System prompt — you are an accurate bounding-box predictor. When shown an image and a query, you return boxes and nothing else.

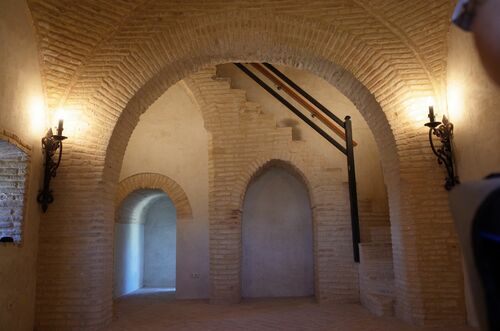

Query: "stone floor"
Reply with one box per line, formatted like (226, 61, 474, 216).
(109, 290, 476, 331)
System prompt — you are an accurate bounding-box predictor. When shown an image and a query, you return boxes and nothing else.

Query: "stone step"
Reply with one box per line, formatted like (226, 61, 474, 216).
(359, 242, 392, 262)
(359, 216, 390, 243)
(196, 67, 216, 77)
(358, 235, 395, 318)
(360, 278, 394, 296)
(370, 226, 391, 242)
(361, 293, 395, 317)
(211, 76, 232, 89)
(357, 199, 374, 211)
(359, 263, 394, 280)
(212, 75, 231, 83)
(242, 101, 263, 114)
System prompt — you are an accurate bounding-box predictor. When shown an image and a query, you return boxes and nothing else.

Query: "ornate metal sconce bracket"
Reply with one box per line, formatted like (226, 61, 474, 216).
(425, 107, 459, 190)
(37, 127, 67, 212)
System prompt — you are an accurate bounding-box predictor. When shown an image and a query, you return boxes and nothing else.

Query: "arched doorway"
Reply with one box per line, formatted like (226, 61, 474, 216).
(114, 189, 176, 297)
(114, 173, 193, 299)
(242, 165, 313, 298)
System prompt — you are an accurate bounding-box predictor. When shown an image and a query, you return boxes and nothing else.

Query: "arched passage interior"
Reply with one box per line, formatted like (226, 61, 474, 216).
(114, 189, 177, 297)
(242, 162, 314, 298)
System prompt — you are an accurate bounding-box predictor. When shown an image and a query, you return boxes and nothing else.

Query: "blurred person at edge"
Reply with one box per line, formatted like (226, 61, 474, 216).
(454, 0, 500, 85)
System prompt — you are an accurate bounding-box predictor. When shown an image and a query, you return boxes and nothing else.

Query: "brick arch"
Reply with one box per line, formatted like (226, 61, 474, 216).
(30, 7, 465, 330)
(102, 13, 411, 187)
(240, 159, 314, 207)
(116, 173, 193, 221)
(181, 68, 361, 304)
(181, 66, 392, 305)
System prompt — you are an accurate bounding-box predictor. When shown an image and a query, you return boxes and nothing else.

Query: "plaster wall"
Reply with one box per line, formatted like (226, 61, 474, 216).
(144, 197, 176, 288)
(120, 82, 210, 299)
(242, 167, 314, 298)
(114, 223, 144, 297)
(447, 27, 500, 181)
(447, 26, 500, 328)
(217, 64, 388, 212)
(0, 1, 45, 330)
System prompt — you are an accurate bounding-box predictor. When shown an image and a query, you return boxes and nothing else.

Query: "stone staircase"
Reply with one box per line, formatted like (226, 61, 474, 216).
(205, 69, 394, 310)
(187, 66, 356, 303)
(359, 226, 395, 317)
(186, 68, 290, 134)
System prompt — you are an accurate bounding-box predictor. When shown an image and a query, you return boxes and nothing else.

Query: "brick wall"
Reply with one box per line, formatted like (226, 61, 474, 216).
(0, 132, 30, 244)
(185, 68, 359, 303)
(116, 173, 193, 222)
(27, 1, 465, 329)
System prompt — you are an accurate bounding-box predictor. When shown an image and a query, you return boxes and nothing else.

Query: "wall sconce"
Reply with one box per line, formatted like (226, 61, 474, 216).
(37, 119, 67, 212)
(424, 106, 460, 190)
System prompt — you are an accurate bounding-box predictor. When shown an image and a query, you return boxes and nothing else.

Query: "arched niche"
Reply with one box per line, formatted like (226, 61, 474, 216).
(114, 174, 192, 298)
(241, 161, 314, 298)
(116, 173, 193, 221)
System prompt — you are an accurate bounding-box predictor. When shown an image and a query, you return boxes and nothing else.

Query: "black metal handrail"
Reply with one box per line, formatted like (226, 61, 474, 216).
(234, 63, 361, 263)
(263, 63, 346, 128)
(234, 63, 347, 155)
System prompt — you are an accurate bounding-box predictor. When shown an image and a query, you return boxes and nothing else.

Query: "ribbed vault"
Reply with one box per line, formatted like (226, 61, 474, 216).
(29, 0, 452, 110)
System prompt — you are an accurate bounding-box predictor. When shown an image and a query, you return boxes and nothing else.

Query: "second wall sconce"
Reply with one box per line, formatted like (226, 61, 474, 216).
(424, 106, 459, 190)
(37, 118, 67, 212)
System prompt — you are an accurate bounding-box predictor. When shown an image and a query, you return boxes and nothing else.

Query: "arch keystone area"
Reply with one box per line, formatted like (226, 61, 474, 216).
(116, 173, 193, 221)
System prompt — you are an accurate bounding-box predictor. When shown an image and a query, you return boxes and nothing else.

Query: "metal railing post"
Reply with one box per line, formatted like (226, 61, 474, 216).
(345, 116, 360, 262)
(235, 62, 362, 263)
(234, 63, 347, 155)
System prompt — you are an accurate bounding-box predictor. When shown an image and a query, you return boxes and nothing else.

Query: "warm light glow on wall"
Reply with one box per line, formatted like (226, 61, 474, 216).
(406, 95, 437, 127)
(51, 106, 89, 137)
(447, 81, 465, 124)
(54, 107, 67, 123)
(29, 95, 47, 137)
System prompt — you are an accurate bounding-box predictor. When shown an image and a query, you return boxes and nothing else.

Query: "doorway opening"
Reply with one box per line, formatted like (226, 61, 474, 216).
(114, 189, 176, 298)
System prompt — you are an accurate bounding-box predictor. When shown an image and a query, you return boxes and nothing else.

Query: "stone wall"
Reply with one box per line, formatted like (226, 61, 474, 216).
(217, 64, 388, 211)
(185, 68, 359, 303)
(120, 68, 362, 303)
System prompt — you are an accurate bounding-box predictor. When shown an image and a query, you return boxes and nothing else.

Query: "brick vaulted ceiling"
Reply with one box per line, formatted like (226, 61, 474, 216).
(26, 1, 464, 329)
(28, 0, 453, 111)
